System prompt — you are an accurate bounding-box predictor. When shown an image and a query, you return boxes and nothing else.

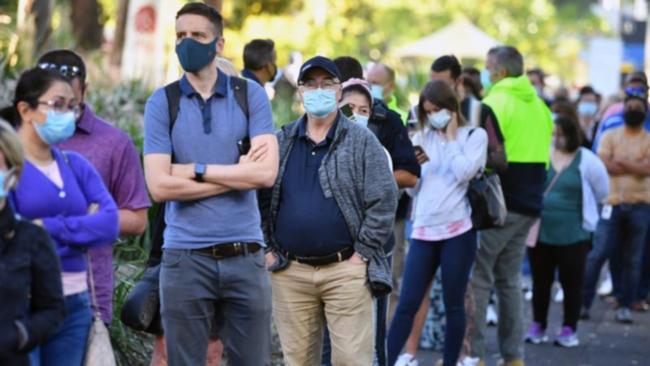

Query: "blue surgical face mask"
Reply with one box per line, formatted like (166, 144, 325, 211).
(480, 69, 493, 91)
(175, 37, 218, 73)
(34, 110, 76, 145)
(352, 113, 369, 128)
(577, 101, 598, 117)
(0, 168, 15, 199)
(370, 84, 384, 101)
(303, 89, 337, 117)
(427, 109, 452, 129)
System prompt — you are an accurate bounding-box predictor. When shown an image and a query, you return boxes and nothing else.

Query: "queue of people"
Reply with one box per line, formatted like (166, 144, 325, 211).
(0, 2, 649, 366)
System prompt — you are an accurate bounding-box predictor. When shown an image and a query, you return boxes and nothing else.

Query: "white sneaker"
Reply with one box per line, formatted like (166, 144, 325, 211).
(394, 353, 418, 366)
(554, 287, 564, 303)
(486, 304, 498, 326)
(525, 289, 533, 302)
(458, 356, 481, 366)
(597, 276, 613, 296)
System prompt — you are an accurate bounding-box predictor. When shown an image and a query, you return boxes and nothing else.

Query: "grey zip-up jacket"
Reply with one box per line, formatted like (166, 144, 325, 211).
(260, 114, 398, 295)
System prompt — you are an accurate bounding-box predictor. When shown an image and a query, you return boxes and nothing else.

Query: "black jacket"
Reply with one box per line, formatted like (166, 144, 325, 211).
(0, 204, 64, 365)
(369, 100, 420, 226)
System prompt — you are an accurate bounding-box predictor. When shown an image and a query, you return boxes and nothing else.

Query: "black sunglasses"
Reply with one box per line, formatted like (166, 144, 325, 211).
(37, 62, 82, 79)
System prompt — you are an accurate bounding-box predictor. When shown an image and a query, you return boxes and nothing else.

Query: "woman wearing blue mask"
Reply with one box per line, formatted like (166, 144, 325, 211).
(576, 86, 602, 149)
(0, 119, 65, 366)
(387, 80, 487, 366)
(1, 68, 119, 366)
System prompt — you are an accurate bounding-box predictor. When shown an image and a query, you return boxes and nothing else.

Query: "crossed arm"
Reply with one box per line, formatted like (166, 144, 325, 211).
(145, 134, 279, 202)
(600, 154, 650, 177)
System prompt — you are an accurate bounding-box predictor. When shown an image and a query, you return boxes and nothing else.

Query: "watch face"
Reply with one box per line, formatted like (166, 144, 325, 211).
(196, 164, 206, 175)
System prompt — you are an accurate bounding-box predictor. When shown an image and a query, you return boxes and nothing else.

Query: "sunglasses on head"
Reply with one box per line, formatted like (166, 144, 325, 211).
(625, 86, 648, 99)
(37, 62, 82, 79)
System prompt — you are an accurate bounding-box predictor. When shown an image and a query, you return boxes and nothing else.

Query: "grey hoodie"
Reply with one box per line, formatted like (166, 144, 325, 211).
(259, 113, 398, 295)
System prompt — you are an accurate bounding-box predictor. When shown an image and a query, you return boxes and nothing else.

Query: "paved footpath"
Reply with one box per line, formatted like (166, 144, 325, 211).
(416, 296, 650, 366)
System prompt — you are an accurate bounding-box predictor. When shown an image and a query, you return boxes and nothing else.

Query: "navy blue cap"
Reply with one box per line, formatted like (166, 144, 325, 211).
(298, 56, 342, 82)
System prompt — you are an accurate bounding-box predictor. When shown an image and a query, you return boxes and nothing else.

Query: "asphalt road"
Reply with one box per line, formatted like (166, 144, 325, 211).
(416, 295, 650, 366)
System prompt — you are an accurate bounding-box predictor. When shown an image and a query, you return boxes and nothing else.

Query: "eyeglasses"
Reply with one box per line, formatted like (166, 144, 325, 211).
(299, 79, 340, 90)
(37, 62, 83, 79)
(38, 98, 81, 117)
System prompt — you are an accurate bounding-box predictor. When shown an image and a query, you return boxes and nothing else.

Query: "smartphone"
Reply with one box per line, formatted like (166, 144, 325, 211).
(237, 137, 251, 156)
(340, 104, 354, 119)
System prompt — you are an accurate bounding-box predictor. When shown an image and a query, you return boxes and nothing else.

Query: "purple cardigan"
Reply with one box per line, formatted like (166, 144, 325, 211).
(10, 149, 119, 272)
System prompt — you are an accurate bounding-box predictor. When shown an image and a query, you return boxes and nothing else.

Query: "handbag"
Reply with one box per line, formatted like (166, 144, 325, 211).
(525, 166, 565, 247)
(468, 171, 507, 230)
(84, 254, 116, 366)
(466, 128, 508, 230)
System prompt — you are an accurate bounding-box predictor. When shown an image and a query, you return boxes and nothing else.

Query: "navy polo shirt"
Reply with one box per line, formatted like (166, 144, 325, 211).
(274, 118, 353, 257)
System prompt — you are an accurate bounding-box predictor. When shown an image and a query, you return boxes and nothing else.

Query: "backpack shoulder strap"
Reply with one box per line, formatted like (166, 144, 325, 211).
(164, 81, 181, 163)
(164, 81, 182, 134)
(229, 76, 249, 121)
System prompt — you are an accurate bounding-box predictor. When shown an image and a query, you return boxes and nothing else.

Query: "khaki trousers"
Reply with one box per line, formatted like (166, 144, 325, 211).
(271, 260, 374, 366)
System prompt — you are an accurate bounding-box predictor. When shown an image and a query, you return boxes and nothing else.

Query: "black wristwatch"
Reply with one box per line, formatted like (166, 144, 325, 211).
(194, 163, 206, 182)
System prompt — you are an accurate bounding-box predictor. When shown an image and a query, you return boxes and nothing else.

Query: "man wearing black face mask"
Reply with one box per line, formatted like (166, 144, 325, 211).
(582, 91, 650, 324)
(242, 39, 278, 86)
(143, 3, 279, 365)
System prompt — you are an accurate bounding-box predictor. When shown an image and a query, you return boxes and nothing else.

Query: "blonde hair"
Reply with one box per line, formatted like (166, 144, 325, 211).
(216, 57, 240, 77)
(0, 119, 25, 178)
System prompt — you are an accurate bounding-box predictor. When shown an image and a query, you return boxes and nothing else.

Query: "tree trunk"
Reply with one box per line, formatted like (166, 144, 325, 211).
(204, 0, 223, 13)
(70, 0, 103, 50)
(18, 0, 53, 56)
(110, 0, 130, 66)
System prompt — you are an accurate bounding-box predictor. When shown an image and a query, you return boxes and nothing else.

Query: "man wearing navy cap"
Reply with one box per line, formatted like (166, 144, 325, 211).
(260, 56, 398, 365)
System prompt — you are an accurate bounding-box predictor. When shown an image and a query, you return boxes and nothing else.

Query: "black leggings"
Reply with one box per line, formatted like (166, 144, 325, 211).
(528, 241, 590, 331)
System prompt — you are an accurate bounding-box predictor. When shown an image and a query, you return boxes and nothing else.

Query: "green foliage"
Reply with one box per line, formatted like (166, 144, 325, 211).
(228, 0, 304, 29)
(85, 79, 151, 151)
(110, 237, 154, 366)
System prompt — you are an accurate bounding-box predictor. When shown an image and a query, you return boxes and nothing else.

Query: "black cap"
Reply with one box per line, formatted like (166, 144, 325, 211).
(298, 56, 342, 82)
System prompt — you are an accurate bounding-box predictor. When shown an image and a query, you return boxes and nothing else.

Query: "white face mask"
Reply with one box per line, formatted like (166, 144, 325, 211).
(427, 109, 452, 129)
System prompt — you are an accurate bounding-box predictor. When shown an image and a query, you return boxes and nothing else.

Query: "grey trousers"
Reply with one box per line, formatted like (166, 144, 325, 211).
(469, 212, 536, 362)
(160, 248, 272, 366)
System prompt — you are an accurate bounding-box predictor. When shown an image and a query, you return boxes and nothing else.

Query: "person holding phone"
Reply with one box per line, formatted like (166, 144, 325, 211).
(339, 78, 392, 170)
(387, 80, 487, 366)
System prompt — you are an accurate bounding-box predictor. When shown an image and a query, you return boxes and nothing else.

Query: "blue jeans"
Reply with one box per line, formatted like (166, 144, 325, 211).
(30, 292, 92, 366)
(160, 248, 272, 366)
(387, 230, 477, 366)
(583, 204, 650, 309)
(637, 234, 650, 301)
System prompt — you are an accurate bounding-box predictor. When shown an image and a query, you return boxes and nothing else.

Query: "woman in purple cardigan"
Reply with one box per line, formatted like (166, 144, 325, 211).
(3, 68, 119, 366)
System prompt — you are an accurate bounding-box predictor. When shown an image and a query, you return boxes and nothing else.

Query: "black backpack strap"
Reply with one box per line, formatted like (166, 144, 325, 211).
(229, 76, 249, 121)
(164, 81, 181, 163)
(164, 81, 181, 134)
